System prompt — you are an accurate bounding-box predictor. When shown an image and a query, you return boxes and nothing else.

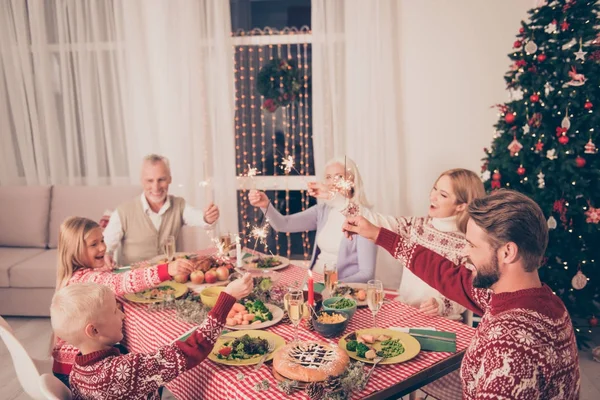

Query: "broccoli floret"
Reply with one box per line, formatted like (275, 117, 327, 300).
(346, 340, 358, 352)
(356, 342, 370, 358)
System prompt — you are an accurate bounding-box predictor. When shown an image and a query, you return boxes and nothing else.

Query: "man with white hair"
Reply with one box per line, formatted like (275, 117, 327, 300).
(103, 154, 220, 266)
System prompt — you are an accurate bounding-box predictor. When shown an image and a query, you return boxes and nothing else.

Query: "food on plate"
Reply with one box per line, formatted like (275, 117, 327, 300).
(273, 341, 349, 382)
(333, 285, 367, 302)
(316, 312, 346, 324)
(328, 298, 356, 310)
(376, 338, 405, 358)
(226, 300, 273, 327)
(216, 266, 230, 281)
(244, 256, 282, 269)
(173, 274, 189, 284)
(204, 270, 218, 284)
(135, 286, 177, 301)
(190, 270, 204, 284)
(215, 334, 270, 360)
(345, 332, 405, 360)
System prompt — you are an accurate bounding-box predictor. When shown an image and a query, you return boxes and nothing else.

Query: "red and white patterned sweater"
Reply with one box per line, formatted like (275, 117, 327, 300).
(376, 228, 580, 399)
(70, 292, 235, 400)
(52, 264, 171, 375)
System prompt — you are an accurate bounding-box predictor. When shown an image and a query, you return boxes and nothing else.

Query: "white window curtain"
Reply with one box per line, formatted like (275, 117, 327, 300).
(311, 0, 407, 288)
(0, 0, 237, 232)
(311, 0, 407, 217)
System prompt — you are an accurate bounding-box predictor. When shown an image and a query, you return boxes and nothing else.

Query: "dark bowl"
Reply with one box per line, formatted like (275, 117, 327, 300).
(312, 309, 351, 338)
(303, 291, 323, 313)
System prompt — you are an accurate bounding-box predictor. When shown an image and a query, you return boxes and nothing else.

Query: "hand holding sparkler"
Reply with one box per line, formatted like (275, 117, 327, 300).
(307, 181, 334, 200)
(203, 203, 220, 224)
(248, 189, 270, 208)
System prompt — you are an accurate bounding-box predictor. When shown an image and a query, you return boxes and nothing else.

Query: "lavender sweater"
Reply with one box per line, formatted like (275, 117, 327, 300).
(262, 202, 377, 283)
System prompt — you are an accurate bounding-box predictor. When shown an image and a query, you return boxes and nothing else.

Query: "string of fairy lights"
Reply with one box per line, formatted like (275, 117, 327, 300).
(233, 27, 314, 260)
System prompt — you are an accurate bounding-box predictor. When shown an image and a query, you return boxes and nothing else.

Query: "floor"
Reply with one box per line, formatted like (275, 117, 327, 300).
(2, 316, 600, 399)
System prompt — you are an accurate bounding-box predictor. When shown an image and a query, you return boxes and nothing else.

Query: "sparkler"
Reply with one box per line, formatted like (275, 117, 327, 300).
(280, 155, 295, 174)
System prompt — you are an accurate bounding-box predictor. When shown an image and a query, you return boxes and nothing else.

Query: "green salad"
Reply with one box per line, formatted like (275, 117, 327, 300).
(216, 334, 269, 360)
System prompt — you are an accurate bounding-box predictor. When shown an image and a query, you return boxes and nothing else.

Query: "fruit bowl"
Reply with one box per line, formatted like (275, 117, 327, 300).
(200, 287, 226, 308)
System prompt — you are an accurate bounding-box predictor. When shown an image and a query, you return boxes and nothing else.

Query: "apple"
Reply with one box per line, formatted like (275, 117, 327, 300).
(190, 270, 205, 284)
(216, 266, 230, 281)
(205, 270, 218, 284)
(173, 274, 189, 284)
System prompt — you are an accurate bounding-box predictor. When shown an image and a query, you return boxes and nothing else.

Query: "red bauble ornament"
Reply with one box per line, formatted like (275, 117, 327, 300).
(504, 113, 515, 124)
(537, 53, 547, 62)
(530, 93, 540, 103)
(585, 101, 593, 110)
(590, 316, 599, 327)
(513, 40, 522, 48)
(491, 180, 501, 189)
(575, 156, 586, 167)
(561, 21, 570, 31)
(492, 172, 502, 181)
(519, 27, 525, 34)
(558, 135, 569, 145)
(517, 166, 526, 176)
(535, 141, 544, 152)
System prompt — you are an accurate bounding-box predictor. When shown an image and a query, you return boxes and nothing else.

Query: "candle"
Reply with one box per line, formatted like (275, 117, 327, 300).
(235, 235, 243, 269)
(307, 270, 314, 306)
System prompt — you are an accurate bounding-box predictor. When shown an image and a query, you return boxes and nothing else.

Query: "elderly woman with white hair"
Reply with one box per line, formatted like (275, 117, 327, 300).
(248, 156, 376, 283)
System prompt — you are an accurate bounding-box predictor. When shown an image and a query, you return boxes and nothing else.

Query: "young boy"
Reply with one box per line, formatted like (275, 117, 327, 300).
(50, 275, 253, 399)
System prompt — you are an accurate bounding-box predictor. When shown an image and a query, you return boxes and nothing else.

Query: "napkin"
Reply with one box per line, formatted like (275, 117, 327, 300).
(409, 329, 457, 353)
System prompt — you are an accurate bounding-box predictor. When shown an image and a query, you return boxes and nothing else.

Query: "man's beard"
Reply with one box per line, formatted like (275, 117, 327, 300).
(472, 252, 501, 289)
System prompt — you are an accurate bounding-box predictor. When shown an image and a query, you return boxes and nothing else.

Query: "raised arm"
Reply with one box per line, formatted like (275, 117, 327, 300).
(376, 228, 488, 315)
(261, 202, 320, 233)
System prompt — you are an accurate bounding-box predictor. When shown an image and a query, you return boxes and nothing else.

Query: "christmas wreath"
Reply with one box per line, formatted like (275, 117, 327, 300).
(257, 58, 302, 112)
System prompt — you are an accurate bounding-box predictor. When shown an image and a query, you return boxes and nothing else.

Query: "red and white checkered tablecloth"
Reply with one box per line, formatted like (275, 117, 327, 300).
(120, 250, 475, 399)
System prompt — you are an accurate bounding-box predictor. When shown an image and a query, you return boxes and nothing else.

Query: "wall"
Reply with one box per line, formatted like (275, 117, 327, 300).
(398, 0, 533, 215)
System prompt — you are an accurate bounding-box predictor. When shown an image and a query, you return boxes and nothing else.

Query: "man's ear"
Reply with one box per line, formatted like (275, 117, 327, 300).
(500, 241, 520, 265)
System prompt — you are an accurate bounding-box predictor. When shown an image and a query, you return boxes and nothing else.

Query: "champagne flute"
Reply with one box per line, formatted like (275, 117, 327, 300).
(367, 279, 384, 328)
(324, 263, 338, 294)
(284, 289, 304, 343)
(163, 235, 176, 262)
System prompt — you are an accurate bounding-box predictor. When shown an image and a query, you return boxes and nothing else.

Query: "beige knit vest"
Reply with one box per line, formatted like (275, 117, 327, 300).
(117, 195, 185, 265)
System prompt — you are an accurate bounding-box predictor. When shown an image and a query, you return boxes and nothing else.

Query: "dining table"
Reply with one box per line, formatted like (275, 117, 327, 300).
(120, 248, 475, 399)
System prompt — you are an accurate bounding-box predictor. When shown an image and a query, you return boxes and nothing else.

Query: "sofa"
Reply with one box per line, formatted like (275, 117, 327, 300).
(0, 185, 212, 317)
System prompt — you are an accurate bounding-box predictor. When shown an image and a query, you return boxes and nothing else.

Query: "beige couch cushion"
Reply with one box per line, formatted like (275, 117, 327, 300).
(0, 186, 51, 248)
(9, 249, 58, 288)
(0, 248, 45, 287)
(48, 185, 142, 248)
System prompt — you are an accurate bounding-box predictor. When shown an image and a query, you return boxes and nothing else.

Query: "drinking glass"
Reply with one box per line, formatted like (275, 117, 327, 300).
(163, 235, 176, 262)
(284, 289, 305, 343)
(323, 263, 338, 294)
(367, 279, 384, 328)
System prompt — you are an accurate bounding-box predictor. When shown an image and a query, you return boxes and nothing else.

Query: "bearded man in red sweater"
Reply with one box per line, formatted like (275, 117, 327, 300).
(343, 189, 580, 399)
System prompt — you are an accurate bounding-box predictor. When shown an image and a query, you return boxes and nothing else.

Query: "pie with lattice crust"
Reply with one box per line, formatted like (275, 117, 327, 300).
(272, 341, 349, 382)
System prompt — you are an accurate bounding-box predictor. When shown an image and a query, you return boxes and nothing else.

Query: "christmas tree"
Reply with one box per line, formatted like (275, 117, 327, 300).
(482, 0, 600, 345)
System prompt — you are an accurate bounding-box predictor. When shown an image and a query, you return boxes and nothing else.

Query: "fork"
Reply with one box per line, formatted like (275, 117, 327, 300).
(362, 356, 384, 386)
(254, 340, 275, 370)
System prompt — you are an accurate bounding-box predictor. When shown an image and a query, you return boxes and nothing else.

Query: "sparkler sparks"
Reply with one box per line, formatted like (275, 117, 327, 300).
(246, 164, 261, 178)
(280, 155, 295, 174)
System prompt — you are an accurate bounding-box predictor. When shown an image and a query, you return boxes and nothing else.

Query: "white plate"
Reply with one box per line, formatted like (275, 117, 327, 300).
(241, 255, 290, 271)
(225, 303, 284, 330)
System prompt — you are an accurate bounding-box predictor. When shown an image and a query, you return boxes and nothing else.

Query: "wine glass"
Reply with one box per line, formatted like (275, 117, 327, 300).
(367, 279, 384, 328)
(163, 235, 176, 262)
(284, 289, 304, 343)
(324, 263, 338, 295)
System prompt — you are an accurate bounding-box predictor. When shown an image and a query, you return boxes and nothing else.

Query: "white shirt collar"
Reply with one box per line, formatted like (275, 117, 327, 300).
(431, 215, 460, 233)
(140, 193, 171, 216)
